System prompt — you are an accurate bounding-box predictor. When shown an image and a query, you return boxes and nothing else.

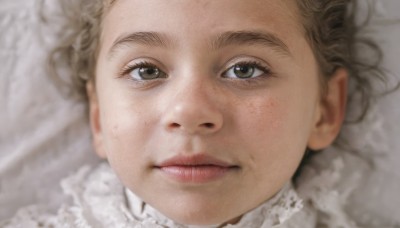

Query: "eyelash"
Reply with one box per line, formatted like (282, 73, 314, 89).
(119, 59, 272, 85)
(119, 61, 162, 78)
(223, 60, 271, 78)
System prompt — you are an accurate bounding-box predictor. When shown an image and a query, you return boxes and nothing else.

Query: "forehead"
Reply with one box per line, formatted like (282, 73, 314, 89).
(102, 0, 302, 39)
(105, 0, 300, 27)
(99, 0, 307, 62)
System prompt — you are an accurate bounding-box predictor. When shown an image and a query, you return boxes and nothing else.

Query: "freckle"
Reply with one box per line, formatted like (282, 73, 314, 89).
(268, 100, 276, 108)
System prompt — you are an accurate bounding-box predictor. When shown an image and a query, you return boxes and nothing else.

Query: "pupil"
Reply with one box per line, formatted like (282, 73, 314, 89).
(234, 65, 254, 78)
(146, 68, 155, 74)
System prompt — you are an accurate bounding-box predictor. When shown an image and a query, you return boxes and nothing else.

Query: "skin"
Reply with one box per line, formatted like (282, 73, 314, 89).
(88, 0, 348, 225)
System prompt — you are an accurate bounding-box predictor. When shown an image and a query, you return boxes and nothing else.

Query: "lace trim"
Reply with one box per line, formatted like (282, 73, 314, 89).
(125, 182, 303, 228)
(296, 151, 362, 228)
(4, 156, 361, 228)
(67, 164, 304, 227)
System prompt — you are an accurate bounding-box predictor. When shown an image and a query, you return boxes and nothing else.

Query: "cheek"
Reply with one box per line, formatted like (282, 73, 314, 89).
(237, 97, 291, 149)
(98, 97, 161, 194)
(237, 94, 314, 168)
(99, 93, 157, 165)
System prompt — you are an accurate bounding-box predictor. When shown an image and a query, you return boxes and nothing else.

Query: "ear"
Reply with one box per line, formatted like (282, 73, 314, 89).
(86, 81, 107, 158)
(307, 68, 348, 150)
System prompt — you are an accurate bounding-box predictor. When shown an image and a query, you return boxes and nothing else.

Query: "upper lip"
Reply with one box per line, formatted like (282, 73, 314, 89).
(156, 154, 236, 168)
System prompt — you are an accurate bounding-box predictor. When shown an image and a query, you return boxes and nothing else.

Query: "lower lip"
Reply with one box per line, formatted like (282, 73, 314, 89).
(157, 165, 235, 183)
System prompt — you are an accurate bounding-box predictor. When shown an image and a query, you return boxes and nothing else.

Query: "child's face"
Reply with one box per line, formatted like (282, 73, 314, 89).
(89, 0, 347, 225)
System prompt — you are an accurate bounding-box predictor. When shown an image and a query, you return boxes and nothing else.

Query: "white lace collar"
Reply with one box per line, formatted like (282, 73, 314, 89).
(125, 182, 304, 228)
(2, 154, 382, 227)
(1, 163, 310, 227)
(61, 163, 305, 227)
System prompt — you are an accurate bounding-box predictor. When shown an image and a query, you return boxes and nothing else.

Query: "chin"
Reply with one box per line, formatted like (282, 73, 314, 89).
(165, 211, 237, 226)
(154, 200, 241, 226)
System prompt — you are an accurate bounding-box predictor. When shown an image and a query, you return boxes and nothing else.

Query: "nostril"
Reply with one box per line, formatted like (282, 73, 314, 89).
(170, 123, 181, 128)
(167, 122, 217, 131)
(202, 123, 215, 128)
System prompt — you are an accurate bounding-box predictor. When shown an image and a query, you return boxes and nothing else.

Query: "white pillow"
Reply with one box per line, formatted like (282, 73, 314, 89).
(0, 0, 100, 220)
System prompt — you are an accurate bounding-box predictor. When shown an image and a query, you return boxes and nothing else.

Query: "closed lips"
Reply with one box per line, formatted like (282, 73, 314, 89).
(155, 154, 240, 183)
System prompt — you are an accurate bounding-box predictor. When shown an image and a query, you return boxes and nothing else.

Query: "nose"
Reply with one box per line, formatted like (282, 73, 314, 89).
(161, 81, 224, 135)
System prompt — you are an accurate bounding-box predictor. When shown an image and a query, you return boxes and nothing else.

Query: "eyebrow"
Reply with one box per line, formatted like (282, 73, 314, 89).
(212, 31, 291, 57)
(107, 30, 291, 59)
(108, 32, 171, 59)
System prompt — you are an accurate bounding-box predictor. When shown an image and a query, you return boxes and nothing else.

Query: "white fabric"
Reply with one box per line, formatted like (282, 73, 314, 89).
(125, 178, 305, 228)
(0, 163, 308, 228)
(0, 160, 351, 228)
(0, 0, 400, 226)
(3, 150, 396, 227)
(0, 0, 100, 220)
